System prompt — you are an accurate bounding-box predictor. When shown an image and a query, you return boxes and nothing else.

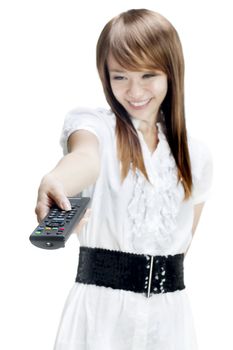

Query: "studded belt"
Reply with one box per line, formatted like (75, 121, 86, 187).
(75, 246, 185, 298)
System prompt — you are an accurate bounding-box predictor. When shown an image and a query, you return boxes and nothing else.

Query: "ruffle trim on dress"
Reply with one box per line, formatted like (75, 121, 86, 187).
(127, 122, 185, 255)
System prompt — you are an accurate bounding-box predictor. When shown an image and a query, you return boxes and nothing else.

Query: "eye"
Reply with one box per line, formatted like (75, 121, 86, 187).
(112, 76, 125, 80)
(142, 73, 156, 79)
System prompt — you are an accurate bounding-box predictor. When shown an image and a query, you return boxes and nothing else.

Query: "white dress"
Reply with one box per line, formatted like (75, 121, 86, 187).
(54, 107, 213, 350)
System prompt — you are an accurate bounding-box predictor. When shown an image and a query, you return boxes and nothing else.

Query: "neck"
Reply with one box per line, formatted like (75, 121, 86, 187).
(137, 121, 157, 136)
(130, 109, 163, 136)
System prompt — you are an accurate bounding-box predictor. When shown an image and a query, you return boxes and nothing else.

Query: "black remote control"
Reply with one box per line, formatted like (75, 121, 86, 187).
(29, 197, 90, 250)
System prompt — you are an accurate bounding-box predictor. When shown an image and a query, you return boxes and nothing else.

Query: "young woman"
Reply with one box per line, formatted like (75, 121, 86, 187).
(35, 8, 213, 350)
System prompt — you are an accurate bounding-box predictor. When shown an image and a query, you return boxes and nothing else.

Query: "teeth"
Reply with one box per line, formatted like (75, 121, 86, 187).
(129, 99, 150, 107)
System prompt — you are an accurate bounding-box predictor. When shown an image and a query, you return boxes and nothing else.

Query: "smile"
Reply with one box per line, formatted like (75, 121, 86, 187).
(128, 98, 151, 109)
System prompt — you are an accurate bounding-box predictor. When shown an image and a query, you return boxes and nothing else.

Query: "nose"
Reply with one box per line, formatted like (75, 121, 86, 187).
(127, 80, 145, 100)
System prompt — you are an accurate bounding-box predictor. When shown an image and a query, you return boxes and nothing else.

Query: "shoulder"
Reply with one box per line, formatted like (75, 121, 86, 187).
(64, 106, 116, 129)
(187, 133, 214, 204)
(60, 106, 116, 155)
(187, 133, 213, 179)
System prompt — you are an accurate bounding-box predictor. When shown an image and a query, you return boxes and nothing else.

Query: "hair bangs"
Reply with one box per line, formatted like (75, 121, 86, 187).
(108, 19, 165, 73)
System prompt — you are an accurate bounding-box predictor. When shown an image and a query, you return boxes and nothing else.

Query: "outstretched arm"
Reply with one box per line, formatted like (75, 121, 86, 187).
(35, 129, 100, 223)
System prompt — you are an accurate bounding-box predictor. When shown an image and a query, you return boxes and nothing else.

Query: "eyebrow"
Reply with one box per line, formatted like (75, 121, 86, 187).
(109, 69, 160, 74)
(109, 69, 126, 73)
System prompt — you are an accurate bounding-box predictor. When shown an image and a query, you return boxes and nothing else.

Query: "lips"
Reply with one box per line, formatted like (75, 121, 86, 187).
(127, 98, 152, 110)
(128, 98, 151, 106)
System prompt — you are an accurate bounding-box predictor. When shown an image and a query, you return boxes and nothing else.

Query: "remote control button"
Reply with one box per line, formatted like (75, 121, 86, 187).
(35, 231, 42, 235)
(48, 223, 60, 227)
(52, 218, 65, 222)
(51, 222, 65, 226)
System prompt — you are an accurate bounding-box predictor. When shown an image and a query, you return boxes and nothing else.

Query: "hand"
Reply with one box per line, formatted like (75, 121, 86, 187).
(74, 207, 92, 235)
(35, 173, 69, 223)
(35, 173, 91, 234)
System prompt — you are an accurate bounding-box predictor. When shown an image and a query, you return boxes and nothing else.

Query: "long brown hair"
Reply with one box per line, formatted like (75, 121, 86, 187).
(96, 8, 193, 200)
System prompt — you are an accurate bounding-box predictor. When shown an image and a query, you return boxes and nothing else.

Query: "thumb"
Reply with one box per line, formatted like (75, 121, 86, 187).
(48, 186, 72, 211)
(60, 197, 72, 211)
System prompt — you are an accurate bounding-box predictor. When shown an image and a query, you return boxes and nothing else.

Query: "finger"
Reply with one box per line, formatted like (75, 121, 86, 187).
(83, 208, 92, 219)
(74, 217, 89, 235)
(73, 208, 92, 234)
(48, 188, 71, 211)
(35, 201, 50, 223)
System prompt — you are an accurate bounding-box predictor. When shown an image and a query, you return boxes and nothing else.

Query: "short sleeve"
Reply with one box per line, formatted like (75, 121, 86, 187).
(190, 139, 214, 205)
(60, 107, 106, 155)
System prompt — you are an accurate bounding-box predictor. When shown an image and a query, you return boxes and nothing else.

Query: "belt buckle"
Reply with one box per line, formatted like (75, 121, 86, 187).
(144, 255, 154, 298)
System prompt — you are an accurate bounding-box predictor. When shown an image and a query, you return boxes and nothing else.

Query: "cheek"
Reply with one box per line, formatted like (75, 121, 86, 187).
(110, 83, 124, 101)
(161, 83, 168, 99)
(161, 77, 168, 96)
(152, 79, 168, 99)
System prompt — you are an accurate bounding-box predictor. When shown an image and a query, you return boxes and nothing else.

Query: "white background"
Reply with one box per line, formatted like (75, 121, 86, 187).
(0, 0, 232, 349)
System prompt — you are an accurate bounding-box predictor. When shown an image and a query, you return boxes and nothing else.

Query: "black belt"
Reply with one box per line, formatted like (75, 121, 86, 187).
(75, 246, 185, 298)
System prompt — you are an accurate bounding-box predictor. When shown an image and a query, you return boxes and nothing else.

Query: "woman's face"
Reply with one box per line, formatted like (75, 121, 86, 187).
(107, 53, 168, 126)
